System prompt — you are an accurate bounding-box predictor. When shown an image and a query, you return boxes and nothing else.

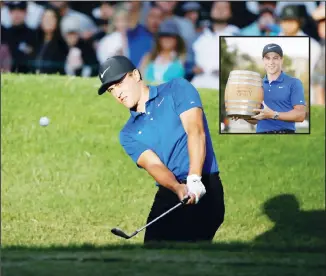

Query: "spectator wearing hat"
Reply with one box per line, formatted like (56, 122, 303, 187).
(276, 2, 318, 17)
(278, 5, 308, 36)
(311, 3, 325, 106)
(34, 7, 68, 75)
(3, 1, 40, 73)
(154, 2, 197, 73)
(154, 2, 196, 47)
(139, 19, 186, 85)
(48, 1, 98, 41)
(241, 1, 280, 36)
(247, 1, 318, 19)
(61, 15, 98, 77)
(275, 2, 320, 40)
(277, 5, 320, 79)
(1, 1, 44, 30)
(181, 2, 201, 33)
(190, 2, 239, 90)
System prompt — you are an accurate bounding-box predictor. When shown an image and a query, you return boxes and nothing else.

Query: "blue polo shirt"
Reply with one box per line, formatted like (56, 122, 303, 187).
(119, 78, 219, 184)
(257, 71, 306, 133)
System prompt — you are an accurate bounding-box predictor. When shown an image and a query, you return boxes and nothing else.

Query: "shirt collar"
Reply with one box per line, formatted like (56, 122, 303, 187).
(263, 71, 285, 83)
(130, 86, 159, 120)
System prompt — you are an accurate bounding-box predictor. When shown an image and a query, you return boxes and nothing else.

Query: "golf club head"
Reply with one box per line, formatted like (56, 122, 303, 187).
(111, 228, 131, 239)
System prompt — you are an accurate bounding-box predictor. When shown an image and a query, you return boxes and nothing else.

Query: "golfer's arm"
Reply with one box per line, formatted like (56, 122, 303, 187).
(276, 105, 306, 122)
(180, 108, 206, 176)
(137, 150, 180, 193)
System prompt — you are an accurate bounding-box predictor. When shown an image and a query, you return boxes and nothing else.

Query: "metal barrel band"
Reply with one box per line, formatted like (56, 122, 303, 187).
(225, 105, 258, 110)
(226, 109, 258, 114)
(227, 81, 263, 87)
(228, 76, 261, 80)
(230, 70, 261, 76)
(225, 100, 261, 105)
(228, 77, 262, 83)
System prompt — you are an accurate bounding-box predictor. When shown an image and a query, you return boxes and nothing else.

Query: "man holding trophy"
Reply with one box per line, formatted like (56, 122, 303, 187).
(229, 43, 306, 134)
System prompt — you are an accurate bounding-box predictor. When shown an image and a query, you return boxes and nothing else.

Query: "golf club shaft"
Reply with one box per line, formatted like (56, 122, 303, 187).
(111, 196, 190, 239)
(135, 201, 184, 233)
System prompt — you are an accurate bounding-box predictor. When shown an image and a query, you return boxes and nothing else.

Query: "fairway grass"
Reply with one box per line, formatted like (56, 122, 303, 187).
(1, 74, 325, 275)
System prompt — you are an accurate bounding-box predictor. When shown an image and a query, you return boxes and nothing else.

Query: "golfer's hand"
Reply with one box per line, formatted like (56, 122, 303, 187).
(252, 102, 274, 120)
(186, 174, 206, 204)
(193, 65, 204, 74)
(175, 184, 194, 204)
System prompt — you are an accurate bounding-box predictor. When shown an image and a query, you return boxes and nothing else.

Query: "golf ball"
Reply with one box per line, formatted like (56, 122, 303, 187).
(39, 116, 50, 127)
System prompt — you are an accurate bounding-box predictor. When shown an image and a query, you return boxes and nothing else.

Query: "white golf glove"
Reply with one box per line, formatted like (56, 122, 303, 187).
(186, 174, 206, 204)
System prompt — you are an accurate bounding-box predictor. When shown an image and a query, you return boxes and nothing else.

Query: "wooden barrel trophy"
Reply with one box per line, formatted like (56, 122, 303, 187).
(224, 70, 264, 120)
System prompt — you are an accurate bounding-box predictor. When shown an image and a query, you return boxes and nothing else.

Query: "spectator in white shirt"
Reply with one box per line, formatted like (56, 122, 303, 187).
(191, 1, 239, 90)
(96, 6, 129, 64)
(61, 15, 98, 77)
(91, 1, 115, 37)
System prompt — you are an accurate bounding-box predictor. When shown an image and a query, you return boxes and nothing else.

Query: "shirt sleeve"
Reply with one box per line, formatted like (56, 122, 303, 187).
(171, 78, 203, 116)
(290, 78, 306, 106)
(119, 131, 150, 168)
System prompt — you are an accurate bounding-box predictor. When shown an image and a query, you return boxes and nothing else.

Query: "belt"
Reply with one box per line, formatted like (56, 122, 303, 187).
(179, 172, 220, 184)
(260, 129, 295, 134)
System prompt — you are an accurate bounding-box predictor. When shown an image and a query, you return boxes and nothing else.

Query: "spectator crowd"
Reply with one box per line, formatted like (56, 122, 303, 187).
(1, 1, 325, 105)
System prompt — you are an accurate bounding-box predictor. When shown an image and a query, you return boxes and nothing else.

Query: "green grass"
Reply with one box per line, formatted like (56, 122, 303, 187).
(1, 73, 325, 276)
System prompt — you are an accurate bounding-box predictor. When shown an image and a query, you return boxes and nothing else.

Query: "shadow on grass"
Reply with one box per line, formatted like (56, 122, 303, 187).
(253, 194, 326, 249)
(2, 194, 325, 276)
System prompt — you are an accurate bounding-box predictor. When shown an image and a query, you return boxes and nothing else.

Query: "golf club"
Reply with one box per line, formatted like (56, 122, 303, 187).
(111, 195, 191, 239)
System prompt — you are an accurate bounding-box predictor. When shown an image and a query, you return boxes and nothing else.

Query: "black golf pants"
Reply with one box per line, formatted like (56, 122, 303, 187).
(144, 172, 225, 243)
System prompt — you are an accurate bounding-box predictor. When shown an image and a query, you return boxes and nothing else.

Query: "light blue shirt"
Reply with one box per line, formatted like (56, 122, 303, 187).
(144, 59, 185, 84)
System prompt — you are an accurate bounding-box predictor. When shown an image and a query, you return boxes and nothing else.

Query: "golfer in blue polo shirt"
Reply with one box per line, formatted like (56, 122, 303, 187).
(97, 56, 224, 243)
(236, 43, 306, 133)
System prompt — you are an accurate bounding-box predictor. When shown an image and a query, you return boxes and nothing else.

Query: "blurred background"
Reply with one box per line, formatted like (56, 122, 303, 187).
(1, 1, 325, 115)
(220, 36, 310, 133)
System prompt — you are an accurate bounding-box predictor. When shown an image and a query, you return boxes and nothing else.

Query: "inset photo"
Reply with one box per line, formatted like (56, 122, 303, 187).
(219, 36, 310, 134)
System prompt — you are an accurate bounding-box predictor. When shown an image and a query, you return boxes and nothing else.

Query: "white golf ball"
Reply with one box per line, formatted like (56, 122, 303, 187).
(39, 116, 50, 127)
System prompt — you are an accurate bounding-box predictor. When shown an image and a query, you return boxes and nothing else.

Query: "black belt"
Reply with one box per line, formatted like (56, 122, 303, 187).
(179, 172, 220, 184)
(260, 129, 295, 134)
